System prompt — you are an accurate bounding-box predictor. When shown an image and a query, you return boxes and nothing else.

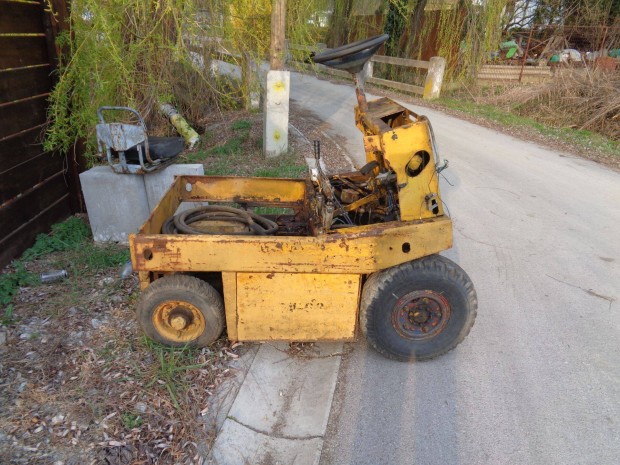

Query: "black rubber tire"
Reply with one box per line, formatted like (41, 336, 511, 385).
(136, 274, 225, 347)
(360, 255, 477, 361)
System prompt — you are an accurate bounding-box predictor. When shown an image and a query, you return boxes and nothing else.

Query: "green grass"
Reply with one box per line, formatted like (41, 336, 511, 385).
(253, 206, 295, 215)
(186, 119, 251, 164)
(252, 155, 308, 178)
(2, 305, 15, 325)
(70, 243, 130, 271)
(21, 217, 91, 261)
(231, 119, 252, 131)
(184, 117, 308, 178)
(0, 262, 38, 310)
(0, 217, 129, 317)
(436, 97, 620, 157)
(121, 412, 143, 429)
(142, 337, 207, 409)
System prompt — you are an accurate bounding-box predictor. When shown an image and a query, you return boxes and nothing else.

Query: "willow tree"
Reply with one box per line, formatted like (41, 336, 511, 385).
(45, 0, 328, 160)
(326, 0, 512, 82)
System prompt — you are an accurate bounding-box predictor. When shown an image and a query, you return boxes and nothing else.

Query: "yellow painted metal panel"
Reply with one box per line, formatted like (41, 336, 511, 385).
(180, 176, 307, 205)
(131, 217, 452, 274)
(137, 271, 151, 290)
(356, 98, 444, 222)
(222, 272, 238, 340)
(137, 179, 184, 234)
(380, 120, 444, 221)
(235, 273, 360, 341)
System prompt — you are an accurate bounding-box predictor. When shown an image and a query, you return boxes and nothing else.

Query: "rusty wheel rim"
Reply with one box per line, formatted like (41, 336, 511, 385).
(152, 301, 206, 343)
(391, 290, 451, 340)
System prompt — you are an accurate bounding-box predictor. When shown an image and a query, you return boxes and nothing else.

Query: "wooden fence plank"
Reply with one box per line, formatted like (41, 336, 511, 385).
(0, 65, 52, 104)
(0, 95, 48, 140)
(0, 1, 44, 34)
(0, 196, 71, 268)
(0, 172, 67, 239)
(0, 152, 63, 205)
(0, 36, 48, 69)
(371, 55, 429, 69)
(0, 126, 45, 173)
(368, 77, 424, 95)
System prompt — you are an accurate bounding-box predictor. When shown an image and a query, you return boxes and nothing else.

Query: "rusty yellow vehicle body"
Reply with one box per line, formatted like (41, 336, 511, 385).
(128, 34, 476, 361)
(130, 173, 453, 342)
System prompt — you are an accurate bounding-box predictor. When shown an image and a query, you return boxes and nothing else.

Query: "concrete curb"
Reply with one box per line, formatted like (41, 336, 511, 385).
(207, 342, 343, 465)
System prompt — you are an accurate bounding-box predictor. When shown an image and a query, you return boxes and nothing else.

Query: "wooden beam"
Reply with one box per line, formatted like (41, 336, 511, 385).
(371, 55, 429, 69)
(0, 0, 45, 34)
(270, 0, 286, 70)
(368, 77, 424, 96)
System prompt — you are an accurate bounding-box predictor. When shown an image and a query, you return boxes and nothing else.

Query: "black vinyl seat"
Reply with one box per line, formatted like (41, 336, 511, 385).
(121, 136, 185, 162)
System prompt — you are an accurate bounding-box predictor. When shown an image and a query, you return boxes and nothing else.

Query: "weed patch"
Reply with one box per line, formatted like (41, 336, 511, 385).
(0, 262, 38, 308)
(21, 216, 91, 261)
(183, 113, 308, 177)
(436, 95, 619, 168)
(142, 337, 208, 409)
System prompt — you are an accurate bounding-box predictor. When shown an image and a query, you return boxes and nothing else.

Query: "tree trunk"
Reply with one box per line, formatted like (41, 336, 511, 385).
(327, 0, 354, 47)
(407, 0, 428, 58)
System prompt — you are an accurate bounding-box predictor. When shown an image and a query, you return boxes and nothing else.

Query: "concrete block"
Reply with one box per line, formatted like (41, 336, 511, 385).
(80, 166, 150, 243)
(263, 70, 290, 157)
(143, 164, 204, 211)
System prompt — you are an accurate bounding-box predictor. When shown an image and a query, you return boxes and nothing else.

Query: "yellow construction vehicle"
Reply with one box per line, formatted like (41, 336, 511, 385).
(129, 35, 477, 361)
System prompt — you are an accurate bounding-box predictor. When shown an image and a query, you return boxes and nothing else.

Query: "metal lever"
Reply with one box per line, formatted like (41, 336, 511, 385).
(313, 140, 321, 161)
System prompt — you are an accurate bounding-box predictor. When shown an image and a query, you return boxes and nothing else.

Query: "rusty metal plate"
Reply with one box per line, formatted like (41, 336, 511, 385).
(235, 272, 361, 341)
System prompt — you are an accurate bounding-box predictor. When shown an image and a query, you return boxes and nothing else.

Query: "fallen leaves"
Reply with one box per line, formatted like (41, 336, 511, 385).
(0, 257, 243, 464)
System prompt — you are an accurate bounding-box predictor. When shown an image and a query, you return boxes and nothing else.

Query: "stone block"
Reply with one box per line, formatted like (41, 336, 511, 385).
(79, 166, 150, 243)
(143, 164, 204, 212)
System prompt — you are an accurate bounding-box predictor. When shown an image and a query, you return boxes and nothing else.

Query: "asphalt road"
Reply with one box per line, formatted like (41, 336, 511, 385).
(291, 72, 620, 465)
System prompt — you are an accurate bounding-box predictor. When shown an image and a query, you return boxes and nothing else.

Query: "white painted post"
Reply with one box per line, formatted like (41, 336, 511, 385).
(423, 56, 446, 100)
(264, 0, 289, 157)
(263, 70, 290, 158)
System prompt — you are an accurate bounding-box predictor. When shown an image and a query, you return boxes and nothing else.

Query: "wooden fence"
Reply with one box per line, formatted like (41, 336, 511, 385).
(0, 0, 80, 267)
(477, 64, 554, 84)
(288, 43, 446, 100)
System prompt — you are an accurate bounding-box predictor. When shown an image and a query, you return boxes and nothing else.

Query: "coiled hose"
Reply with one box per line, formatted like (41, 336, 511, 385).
(162, 206, 278, 235)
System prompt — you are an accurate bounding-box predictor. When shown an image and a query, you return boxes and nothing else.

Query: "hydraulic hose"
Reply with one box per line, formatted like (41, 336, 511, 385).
(161, 206, 278, 235)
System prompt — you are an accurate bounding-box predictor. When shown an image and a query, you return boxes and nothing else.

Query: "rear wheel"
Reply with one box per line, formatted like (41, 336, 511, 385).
(137, 274, 225, 347)
(360, 255, 477, 361)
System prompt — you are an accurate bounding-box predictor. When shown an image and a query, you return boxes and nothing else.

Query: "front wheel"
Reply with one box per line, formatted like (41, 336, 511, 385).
(136, 274, 225, 347)
(360, 255, 477, 361)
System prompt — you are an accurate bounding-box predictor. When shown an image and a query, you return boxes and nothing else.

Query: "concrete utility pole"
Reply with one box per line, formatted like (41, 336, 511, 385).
(263, 0, 289, 158)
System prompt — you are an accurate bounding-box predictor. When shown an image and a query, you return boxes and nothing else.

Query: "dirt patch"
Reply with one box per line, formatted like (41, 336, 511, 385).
(178, 104, 352, 177)
(0, 242, 244, 465)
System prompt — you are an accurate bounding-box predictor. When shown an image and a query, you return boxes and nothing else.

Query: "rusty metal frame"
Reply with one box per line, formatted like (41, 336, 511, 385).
(129, 175, 453, 275)
(96, 106, 173, 174)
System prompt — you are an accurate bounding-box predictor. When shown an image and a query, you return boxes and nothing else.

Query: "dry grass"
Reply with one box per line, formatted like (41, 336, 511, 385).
(484, 70, 620, 142)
